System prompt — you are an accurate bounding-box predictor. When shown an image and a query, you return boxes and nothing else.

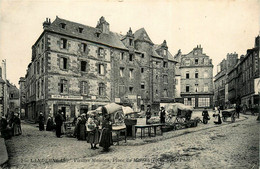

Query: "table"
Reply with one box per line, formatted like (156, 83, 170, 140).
(150, 123, 165, 136)
(112, 125, 127, 145)
(134, 125, 152, 139)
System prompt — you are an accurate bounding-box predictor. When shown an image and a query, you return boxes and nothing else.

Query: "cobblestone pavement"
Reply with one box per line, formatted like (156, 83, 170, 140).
(4, 112, 259, 169)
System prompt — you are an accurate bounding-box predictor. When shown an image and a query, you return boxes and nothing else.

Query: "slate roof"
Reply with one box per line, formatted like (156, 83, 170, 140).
(46, 16, 128, 50)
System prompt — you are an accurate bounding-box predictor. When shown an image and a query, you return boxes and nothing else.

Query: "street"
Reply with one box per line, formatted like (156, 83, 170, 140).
(4, 112, 259, 169)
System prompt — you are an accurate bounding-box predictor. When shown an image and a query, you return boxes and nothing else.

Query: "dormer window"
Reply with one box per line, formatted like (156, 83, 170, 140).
(60, 23, 66, 29)
(96, 32, 101, 38)
(195, 58, 198, 65)
(78, 27, 83, 33)
(129, 39, 133, 46)
(163, 49, 167, 56)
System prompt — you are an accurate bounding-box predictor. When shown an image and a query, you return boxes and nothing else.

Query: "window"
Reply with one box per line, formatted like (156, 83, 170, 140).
(204, 72, 208, 78)
(155, 89, 158, 95)
(186, 72, 189, 79)
(156, 75, 158, 80)
(198, 98, 210, 107)
(119, 85, 125, 96)
(129, 39, 133, 46)
(41, 58, 44, 73)
(186, 85, 190, 92)
(163, 61, 168, 68)
(204, 84, 208, 92)
(184, 98, 195, 107)
(163, 49, 167, 56)
(41, 79, 44, 96)
(129, 54, 133, 61)
(99, 83, 105, 96)
(10, 94, 14, 98)
(81, 61, 87, 72)
(141, 68, 144, 73)
(141, 82, 145, 89)
(98, 64, 104, 75)
(81, 43, 87, 53)
(120, 52, 124, 60)
(61, 38, 67, 49)
(41, 38, 44, 50)
(60, 23, 66, 29)
(81, 81, 88, 95)
(129, 87, 133, 94)
(195, 71, 198, 78)
(78, 27, 83, 33)
(195, 84, 198, 92)
(37, 61, 40, 74)
(98, 48, 104, 56)
(163, 89, 168, 97)
(141, 53, 144, 58)
(185, 59, 190, 66)
(129, 69, 134, 78)
(195, 58, 198, 65)
(96, 32, 101, 38)
(163, 75, 168, 83)
(60, 79, 68, 94)
(120, 67, 124, 77)
(60, 57, 68, 70)
(141, 105, 145, 111)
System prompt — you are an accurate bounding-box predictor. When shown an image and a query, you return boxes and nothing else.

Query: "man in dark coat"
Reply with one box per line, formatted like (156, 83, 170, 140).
(202, 108, 210, 124)
(38, 112, 45, 131)
(159, 107, 166, 124)
(55, 111, 63, 138)
(236, 104, 240, 119)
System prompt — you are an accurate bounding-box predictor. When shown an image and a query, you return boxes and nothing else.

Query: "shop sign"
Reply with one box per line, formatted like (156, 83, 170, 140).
(51, 95, 83, 100)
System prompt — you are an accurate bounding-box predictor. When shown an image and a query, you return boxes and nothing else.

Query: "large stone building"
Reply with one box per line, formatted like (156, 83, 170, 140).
(24, 16, 177, 122)
(214, 35, 259, 109)
(214, 53, 238, 108)
(174, 45, 214, 108)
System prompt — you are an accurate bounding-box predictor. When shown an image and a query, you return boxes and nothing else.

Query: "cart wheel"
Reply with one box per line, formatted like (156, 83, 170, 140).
(231, 116, 235, 123)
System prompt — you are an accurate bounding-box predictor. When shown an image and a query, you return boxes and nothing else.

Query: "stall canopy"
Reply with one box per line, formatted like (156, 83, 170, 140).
(163, 103, 193, 115)
(122, 106, 135, 115)
(103, 103, 123, 114)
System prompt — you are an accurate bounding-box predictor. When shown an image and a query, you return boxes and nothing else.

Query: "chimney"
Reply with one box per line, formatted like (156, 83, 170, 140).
(43, 17, 51, 29)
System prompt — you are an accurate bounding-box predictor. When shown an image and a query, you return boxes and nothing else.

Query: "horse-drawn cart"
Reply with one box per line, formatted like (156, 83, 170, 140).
(163, 103, 196, 130)
(222, 109, 236, 123)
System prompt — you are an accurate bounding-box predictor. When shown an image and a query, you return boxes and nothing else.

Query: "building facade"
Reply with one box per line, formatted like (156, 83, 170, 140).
(24, 16, 177, 122)
(175, 45, 214, 108)
(214, 53, 239, 108)
(19, 77, 26, 119)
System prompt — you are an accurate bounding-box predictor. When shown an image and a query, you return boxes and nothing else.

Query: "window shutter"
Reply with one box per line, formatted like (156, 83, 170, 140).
(60, 40, 63, 48)
(60, 58, 63, 69)
(58, 82, 61, 93)
(64, 80, 68, 93)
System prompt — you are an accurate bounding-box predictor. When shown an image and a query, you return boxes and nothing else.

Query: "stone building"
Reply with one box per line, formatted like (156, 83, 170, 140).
(214, 53, 238, 108)
(175, 45, 214, 108)
(239, 36, 259, 108)
(7, 81, 20, 114)
(24, 16, 177, 122)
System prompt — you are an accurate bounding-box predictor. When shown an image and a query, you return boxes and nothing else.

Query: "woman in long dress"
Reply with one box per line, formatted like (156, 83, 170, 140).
(13, 114, 22, 136)
(99, 114, 113, 152)
(86, 114, 100, 149)
(46, 116, 54, 131)
(78, 114, 87, 140)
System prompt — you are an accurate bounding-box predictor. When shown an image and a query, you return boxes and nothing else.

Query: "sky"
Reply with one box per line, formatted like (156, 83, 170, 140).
(0, 0, 259, 87)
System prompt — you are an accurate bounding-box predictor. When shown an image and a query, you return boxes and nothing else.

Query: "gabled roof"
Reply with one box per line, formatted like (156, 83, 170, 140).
(46, 16, 128, 50)
(134, 28, 154, 44)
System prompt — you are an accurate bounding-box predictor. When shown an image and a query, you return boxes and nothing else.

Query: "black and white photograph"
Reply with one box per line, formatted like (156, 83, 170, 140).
(0, 0, 259, 168)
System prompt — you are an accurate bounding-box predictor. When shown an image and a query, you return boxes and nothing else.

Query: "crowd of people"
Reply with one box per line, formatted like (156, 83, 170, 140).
(40, 109, 114, 152)
(0, 113, 22, 140)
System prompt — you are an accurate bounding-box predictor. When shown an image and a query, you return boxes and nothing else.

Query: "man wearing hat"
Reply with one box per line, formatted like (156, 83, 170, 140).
(159, 107, 166, 124)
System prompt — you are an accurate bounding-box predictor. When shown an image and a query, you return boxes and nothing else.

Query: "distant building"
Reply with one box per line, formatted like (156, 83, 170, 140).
(175, 45, 214, 108)
(7, 81, 20, 114)
(24, 16, 177, 122)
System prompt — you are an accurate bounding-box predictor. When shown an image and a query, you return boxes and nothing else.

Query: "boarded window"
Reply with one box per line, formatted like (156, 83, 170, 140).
(81, 81, 88, 94)
(99, 83, 105, 96)
(98, 48, 104, 56)
(119, 85, 125, 96)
